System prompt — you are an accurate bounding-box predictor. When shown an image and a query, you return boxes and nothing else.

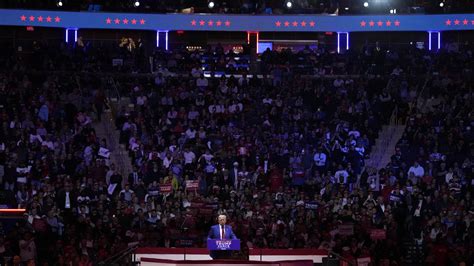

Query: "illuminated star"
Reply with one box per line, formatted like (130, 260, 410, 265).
(29, 16, 35, 21)
(123, 18, 129, 24)
(284, 21, 290, 27)
(301, 21, 306, 27)
(46, 16, 52, 22)
(20, 15, 26, 21)
(199, 20, 205, 26)
(224, 20, 230, 26)
(191, 20, 196, 26)
(369, 21, 374, 27)
(216, 20, 222, 26)
(309, 21, 315, 27)
(114, 18, 120, 24)
(131, 19, 137, 24)
(106, 18, 111, 24)
(37, 16, 43, 22)
(208, 20, 213, 26)
(377, 21, 383, 26)
(463, 19, 468, 25)
(454, 19, 460, 25)
(394, 20, 400, 26)
(360, 21, 366, 27)
(54, 16, 61, 22)
(445, 19, 451, 25)
(292, 21, 298, 27)
(139, 19, 145, 24)
(386, 20, 391, 26)
(275, 21, 281, 27)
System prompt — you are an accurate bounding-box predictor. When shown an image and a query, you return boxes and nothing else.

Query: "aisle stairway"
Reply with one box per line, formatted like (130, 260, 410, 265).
(92, 108, 133, 179)
(364, 124, 406, 170)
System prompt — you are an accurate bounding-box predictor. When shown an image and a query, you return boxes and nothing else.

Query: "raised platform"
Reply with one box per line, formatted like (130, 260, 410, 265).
(139, 258, 313, 266)
(135, 248, 328, 264)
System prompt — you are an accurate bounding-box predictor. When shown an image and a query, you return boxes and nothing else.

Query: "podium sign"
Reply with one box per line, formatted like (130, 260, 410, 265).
(207, 239, 240, 251)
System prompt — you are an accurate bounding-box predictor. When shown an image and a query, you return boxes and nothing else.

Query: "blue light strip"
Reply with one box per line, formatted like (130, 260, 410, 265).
(337, 32, 349, 53)
(3, 9, 474, 32)
(428, 31, 441, 51)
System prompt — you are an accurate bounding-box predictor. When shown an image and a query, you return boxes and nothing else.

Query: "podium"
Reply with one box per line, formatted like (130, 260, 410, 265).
(207, 239, 240, 259)
(207, 239, 241, 251)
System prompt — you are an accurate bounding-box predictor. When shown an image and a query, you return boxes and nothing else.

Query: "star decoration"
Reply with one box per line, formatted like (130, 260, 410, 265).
(139, 19, 145, 24)
(29, 16, 35, 21)
(20, 15, 26, 21)
(445, 19, 451, 25)
(191, 20, 196, 26)
(46, 16, 52, 22)
(386, 20, 391, 26)
(292, 21, 298, 27)
(275, 21, 281, 27)
(199, 20, 205, 26)
(284, 21, 290, 27)
(106, 18, 111, 24)
(216, 20, 222, 26)
(208, 20, 213, 26)
(224, 20, 230, 26)
(369, 21, 374, 27)
(377, 21, 383, 26)
(37, 16, 43, 22)
(114, 18, 120, 24)
(463, 19, 468, 25)
(394, 20, 400, 26)
(454, 19, 460, 25)
(123, 18, 129, 24)
(54, 16, 61, 22)
(472, 20, 474, 25)
(309, 21, 315, 27)
(360, 21, 366, 27)
(301, 21, 306, 27)
(131, 19, 137, 24)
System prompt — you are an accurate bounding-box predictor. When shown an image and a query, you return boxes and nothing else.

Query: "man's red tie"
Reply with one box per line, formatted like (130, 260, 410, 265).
(221, 225, 224, 239)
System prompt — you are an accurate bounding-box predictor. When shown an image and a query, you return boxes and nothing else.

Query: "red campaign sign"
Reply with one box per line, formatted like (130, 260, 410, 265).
(191, 202, 204, 208)
(199, 208, 213, 216)
(338, 223, 354, 236)
(370, 229, 386, 240)
(185, 180, 199, 191)
(160, 184, 172, 193)
(357, 257, 371, 266)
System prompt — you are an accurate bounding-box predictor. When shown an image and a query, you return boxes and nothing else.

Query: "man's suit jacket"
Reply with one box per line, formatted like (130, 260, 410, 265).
(208, 224, 237, 240)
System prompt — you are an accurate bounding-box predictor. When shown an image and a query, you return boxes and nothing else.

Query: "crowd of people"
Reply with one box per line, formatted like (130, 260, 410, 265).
(0, 37, 472, 266)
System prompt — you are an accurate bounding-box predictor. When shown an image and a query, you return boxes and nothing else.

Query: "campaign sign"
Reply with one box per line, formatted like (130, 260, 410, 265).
(207, 239, 240, 251)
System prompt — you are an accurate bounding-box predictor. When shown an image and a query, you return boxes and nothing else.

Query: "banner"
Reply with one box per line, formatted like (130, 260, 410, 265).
(370, 229, 386, 240)
(338, 223, 354, 236)
(305, 201, 318, 210)
(357, 257, 371, 266)
(98, 147, 111, 158)
(185, 180, 199, 191)
(160, 184, 172, 193)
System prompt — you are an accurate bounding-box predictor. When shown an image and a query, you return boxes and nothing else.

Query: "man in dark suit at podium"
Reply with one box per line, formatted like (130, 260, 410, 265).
(208, 214, 237, 259)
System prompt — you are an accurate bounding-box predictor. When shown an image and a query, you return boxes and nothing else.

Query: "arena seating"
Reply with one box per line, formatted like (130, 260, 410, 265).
(0, 33, 472, 266)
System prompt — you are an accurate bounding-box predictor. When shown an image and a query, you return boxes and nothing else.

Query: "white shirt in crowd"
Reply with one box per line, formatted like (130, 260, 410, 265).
(408, 164, 425, 177)
(208, 104, 225, 114)
(185, 128, 197, 139)
(313, 152, 327, 167)
(136, 95, 147, 106)
(183, 151, 196, 164)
